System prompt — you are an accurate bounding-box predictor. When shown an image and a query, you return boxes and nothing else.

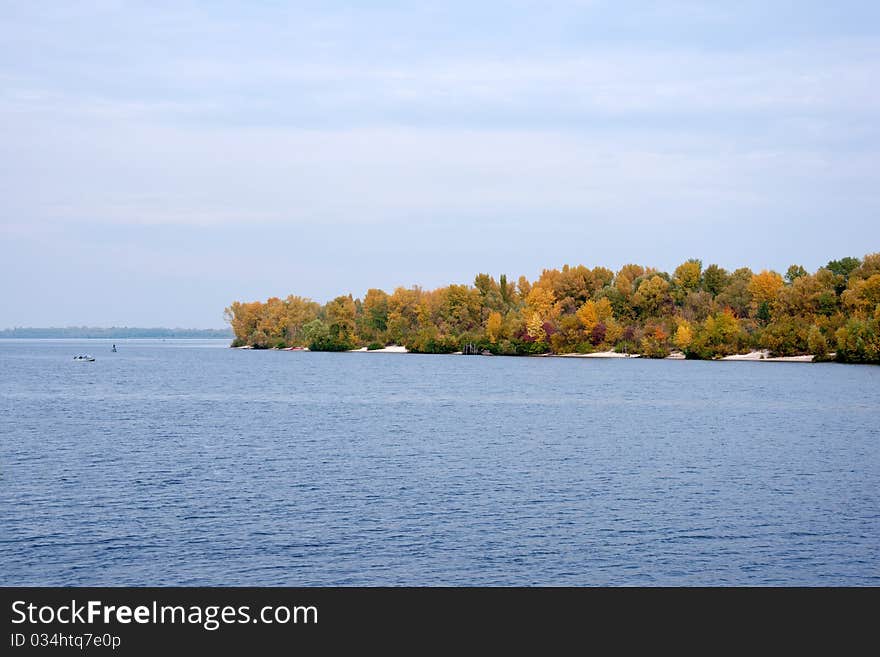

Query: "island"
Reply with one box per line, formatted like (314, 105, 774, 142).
(225, 254, 880, 364)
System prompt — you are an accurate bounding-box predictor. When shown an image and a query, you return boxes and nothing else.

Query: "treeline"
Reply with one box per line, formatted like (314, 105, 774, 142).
(0, 327, 233, 339)
(225, 254, 880, 363)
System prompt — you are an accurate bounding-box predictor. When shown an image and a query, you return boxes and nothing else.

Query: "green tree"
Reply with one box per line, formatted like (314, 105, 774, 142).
(702, 264, 730, 297)
(362, 289, 389, 334)
(826, 256, 861, 294)
(785, 265, 808, 284)
(715, 268, 753, 317)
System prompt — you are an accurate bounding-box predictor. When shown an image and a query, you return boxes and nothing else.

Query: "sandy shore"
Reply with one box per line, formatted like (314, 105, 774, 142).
(721, 350, 815, 362)
(238, 344, 823, 362)
(349, 345, 409, 353)
(559, 350, 640, 358)
(762, 354, 816, 362)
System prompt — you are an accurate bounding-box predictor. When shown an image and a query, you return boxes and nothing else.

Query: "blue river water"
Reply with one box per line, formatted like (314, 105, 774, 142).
(1, 339, 878, 585)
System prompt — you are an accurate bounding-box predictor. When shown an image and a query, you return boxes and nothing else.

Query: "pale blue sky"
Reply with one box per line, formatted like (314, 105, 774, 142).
(2, 1, 879, 327)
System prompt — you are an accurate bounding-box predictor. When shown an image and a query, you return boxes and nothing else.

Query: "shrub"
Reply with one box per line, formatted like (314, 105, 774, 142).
(759, 318, 809, 356)
(835, 318, 880, 363)
(807, 326, 828, 359)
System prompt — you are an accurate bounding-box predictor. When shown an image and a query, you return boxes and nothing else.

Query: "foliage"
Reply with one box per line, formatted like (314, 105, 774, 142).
(685, 310, 747, 359)
(835, 318, 880, 363)
(760, 318, 810, 356)
(673, 259, 702, 294)
(785, 265, 808, 284)
(486, 311, 504, 343)
(640, 325, 671, 358)
(702, 264, 730, 297)
(673, 322, 693, 351)
(225, 253, 879, 363)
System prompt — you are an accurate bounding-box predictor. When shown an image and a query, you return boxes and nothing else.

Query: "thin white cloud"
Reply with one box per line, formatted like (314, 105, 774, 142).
(5, 40, 878, 121)
(4, 120, 876, 229)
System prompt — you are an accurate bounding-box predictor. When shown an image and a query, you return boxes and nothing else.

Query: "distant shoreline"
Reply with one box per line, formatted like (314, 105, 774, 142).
(0, 327, 232, 339)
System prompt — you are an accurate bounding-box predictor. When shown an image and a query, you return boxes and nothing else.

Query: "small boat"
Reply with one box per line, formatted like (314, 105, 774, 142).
(73, 354, 95, 362)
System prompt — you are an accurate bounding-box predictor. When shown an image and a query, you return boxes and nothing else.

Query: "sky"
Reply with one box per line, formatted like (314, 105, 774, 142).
(1, 1, 879, 328)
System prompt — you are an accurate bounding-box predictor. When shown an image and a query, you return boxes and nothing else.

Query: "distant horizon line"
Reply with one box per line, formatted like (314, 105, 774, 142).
(0, 325, 230, 330)
(0, 326, 232, 338)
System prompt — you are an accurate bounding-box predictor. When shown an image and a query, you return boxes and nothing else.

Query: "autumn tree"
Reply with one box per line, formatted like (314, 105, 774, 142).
(842, 273, 880, 315)
(387, 286, 422, 344)
(224, 254, 879, 362)
(224, 301, 263, 347)
(633, 275, 672, 318)
(849, 253, 880, 282)
(715, 267, 753, 317)
(524, 285, 559, 340)
(748, 270, 784, 308)
(283, 295, 321, 345)
(322, 294, 358, 349)
(673, 321, 693, 352)
(785, 265, 808, 284)
(673, 259, 702, 293)
(360, 288, 390, 342)
(516, 275, 532, 301)
(687, 309, 746, 358)
(825, 256, 861, 294)
(486, 311, 504, 343)
(702, 264, 730, 297)
(592, 266, 615, 289)
(474, 274, 505, 317)
(575, 298, 614, 332)
(640, 324, 670, 358)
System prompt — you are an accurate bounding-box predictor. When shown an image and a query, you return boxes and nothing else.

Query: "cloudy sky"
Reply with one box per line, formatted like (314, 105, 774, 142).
(2, 1, 878, 327)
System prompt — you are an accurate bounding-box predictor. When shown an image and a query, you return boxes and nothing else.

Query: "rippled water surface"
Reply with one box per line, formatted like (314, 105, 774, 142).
(1, 339, 878, 585)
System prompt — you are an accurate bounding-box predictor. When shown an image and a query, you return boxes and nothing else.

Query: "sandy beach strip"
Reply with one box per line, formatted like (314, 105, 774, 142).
(721, 350, 815, 362)
(348, 345, 409, 353)
(558, 351, 641, 358)
(240, 345, 819, 361)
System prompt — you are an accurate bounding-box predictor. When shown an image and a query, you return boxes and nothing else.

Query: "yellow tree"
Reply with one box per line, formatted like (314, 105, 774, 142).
(615, 273, 634, 297)
(525, 285, 559, 324)
(486, 311, 503, 343)
(387, 286, 421, 343)
(617, 264, 645, 282)
(842, 273, 880, 315)
(224, 300, 263, 343)
(258, 297, 288, 343)
(674, 259, 702, 292)
(748, 270, 784, 305)
(576, 297, 613, 332)
(673, 321, 693, 351)
(633, 276, 672, 317)
(525, 312, 546, 342)
(325, 294, 358, 345)
(592, 266, 615, 288)
(604, 318, 624, 346)
(516, 275, 532, 301)
(576, 300, 599, 332)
